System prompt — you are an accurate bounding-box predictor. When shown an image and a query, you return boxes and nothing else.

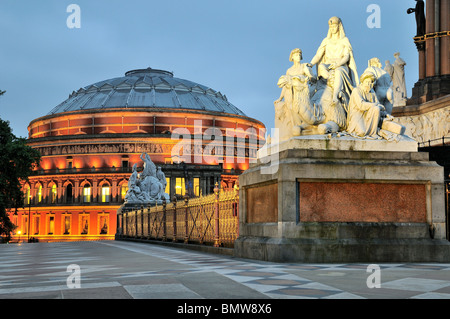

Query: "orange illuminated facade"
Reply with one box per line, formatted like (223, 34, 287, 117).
(8, 68, 266, 242)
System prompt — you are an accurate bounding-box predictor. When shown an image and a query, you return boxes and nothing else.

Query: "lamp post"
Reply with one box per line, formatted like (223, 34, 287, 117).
(17, 231, 21, 243)
(28, 195, 31, 243)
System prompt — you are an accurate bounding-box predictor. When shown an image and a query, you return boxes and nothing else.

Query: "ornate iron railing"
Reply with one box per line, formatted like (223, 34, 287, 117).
(118, 183, 239, 248)
(418, 136, 449, 148)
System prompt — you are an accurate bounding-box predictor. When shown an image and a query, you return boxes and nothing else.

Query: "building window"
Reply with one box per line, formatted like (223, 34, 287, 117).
(80, 215, 89, 235)
(83, 186, 91, 203)
(67, 157, 73, 170)
(121, 186, 128, 201)
(37, 185, 43, 204)
(24, 187, 31, 205)
(63, 215, 71, 235)
(66, 184, 73, 203)
(175, 178, 185, 196)
(165, 177, 170, 195)
(99, 215, 109, 235)
(48, 216, 55, 235)
(101, 186, 110, 203)
(193, 178, 200, 197)
(51, 184, 57, 204)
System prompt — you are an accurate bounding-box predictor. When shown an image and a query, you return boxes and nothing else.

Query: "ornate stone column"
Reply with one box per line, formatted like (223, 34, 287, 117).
(43, 181, 48, 204)
(57, 180, 63, 204)
(441, 0, 450, 75)
(93, 179, 98, 203)
(112, 178, 118, 203)
(74, 179, 80, 203)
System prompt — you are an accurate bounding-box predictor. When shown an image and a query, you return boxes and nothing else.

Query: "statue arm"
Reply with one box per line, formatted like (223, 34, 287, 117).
(335, 50, 350, 68)
(310, 50, 324, 66)
(303, 64, 314, 79)
(310, 39, 327, 66)
(275, 86, 287, 103)
(357, 99, 378, 112)
(352, 89, 382, 112)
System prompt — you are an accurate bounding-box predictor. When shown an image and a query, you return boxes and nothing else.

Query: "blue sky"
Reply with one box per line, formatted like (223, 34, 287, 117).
(0, 0, 420, 138)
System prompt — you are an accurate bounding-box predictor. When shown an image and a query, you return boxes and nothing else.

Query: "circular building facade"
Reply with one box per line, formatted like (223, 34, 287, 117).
(10, 68, 266, 242)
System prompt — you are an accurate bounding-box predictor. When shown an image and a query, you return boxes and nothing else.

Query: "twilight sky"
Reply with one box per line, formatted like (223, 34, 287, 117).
(0, 0, 420, 138)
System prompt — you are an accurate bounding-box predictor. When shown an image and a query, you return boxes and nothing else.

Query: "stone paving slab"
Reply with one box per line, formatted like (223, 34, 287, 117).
(0, 241, 449, 302)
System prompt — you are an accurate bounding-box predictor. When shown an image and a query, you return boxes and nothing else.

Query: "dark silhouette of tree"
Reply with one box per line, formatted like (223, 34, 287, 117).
(0, 92, 41, 241)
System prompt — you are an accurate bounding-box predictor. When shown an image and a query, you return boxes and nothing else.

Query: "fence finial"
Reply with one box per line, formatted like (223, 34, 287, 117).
(214, 182, 219, 194)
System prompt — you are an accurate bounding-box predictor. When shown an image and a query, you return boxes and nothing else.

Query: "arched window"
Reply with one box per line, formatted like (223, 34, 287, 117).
(175, 178, 185, 196)
(193, 178, 200, 197)
(36, 185, 43, 204)
(121, 186, 128, 201)
(24, 185, 31, 205)
(101, 185, 110, 203)
(66, 184, 73, 203)
(119, 180, 128, 202)
(51, 184, 57, 204)
(83, 185, 91, 203)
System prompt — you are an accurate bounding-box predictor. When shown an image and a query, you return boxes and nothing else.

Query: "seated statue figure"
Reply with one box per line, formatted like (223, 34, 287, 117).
(140, 152, 157, 179)
(124, 164, 149, 203)
(308, 16, 359, 110)
(347, 72, 385, 138)
(139, 153, 165, 201)
(274, 48, 324, 141)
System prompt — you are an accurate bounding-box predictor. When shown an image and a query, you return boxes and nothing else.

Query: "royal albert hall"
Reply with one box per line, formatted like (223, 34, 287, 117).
(9, 68, 266, 242)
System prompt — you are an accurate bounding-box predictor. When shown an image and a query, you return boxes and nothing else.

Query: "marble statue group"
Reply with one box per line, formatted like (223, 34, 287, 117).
(274, 16, 407, 142)
(124, 153, 170, 205)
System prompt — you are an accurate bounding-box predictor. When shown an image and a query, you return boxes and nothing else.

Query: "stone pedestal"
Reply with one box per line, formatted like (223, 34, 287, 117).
(235, 136, 450, 262)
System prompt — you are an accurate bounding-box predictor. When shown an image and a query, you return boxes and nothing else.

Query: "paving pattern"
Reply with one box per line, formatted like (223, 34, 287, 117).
(0, 241, 450, 299)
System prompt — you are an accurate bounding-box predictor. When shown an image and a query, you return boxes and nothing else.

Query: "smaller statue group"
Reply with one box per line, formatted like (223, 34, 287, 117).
(124, 153, 170, 205)
(274, 16, 408, 142)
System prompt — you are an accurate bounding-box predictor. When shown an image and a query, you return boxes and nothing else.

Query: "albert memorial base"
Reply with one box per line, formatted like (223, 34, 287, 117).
(234, 136, 450, 263)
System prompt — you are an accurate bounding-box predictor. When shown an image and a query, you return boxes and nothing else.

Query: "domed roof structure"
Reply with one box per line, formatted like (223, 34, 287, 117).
(48, 68, 246, 116)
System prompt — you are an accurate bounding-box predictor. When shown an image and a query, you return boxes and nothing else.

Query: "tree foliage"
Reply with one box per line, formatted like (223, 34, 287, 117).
(0, 116, 41, 239)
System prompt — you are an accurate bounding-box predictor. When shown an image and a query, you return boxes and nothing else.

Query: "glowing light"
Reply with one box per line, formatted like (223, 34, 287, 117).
(101, 186, 110, 203)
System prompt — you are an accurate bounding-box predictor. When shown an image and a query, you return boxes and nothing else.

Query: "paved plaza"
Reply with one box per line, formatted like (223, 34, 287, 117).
(0, 240, 450, 300)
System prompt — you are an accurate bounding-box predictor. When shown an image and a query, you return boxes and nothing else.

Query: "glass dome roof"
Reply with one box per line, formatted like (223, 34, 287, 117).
(48, 68, 246, 116)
